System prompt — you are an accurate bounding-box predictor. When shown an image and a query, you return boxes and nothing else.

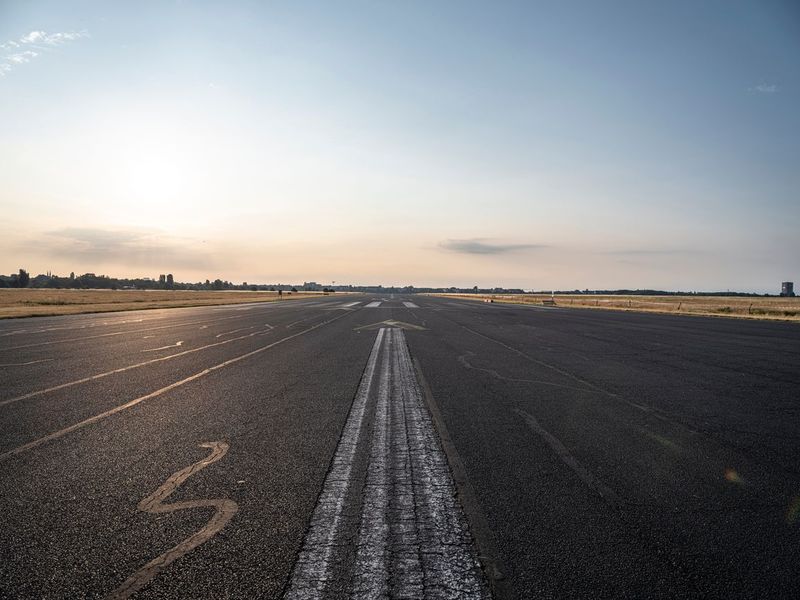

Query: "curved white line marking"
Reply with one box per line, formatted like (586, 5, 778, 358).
(107, 441, 238, 599)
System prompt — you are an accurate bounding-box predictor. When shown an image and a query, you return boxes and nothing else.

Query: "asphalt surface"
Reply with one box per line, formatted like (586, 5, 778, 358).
(0, 295, 798, 599)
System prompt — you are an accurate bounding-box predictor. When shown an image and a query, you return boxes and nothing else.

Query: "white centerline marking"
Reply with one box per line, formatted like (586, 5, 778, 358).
(284, 329, 386, 598)
(284, 328, 489, 599)
(402, 302, 419, 308)
(339, 302, 361, 308)
(365, 302, 381, 308)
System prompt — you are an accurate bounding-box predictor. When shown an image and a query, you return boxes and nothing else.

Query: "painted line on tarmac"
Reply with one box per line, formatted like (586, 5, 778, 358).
(0, 358, 53, 368)
(0, 312, 349, 462)
(215, 325, 257, 338)
(402, 301, 419, 308)
(364, 302, 381, 308)
(284, 328, 489, 599)
(107, 441, 238, 599)
(1, 312, 267, 351)
(514, 408, 622, 508)
(142, 341, 184, 352)
(0, 326, 275, 409)
(0, 318, 148, 338)
(284, 328, 385, 598)
(286, 316, 316, 329)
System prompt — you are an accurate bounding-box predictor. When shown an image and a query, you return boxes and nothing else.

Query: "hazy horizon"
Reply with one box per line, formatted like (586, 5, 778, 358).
(2, 1, 798, 293)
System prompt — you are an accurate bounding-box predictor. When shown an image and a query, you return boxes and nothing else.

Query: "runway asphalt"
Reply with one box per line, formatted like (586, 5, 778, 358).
(0, 294, 798, 599)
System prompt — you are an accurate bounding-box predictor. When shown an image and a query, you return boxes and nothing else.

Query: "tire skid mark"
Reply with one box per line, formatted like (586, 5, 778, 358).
(456, 321, 698, 424)
(458, 351, 596, 393)
(107, 441, 237, 599)
(460, 324, 614, 397)
(514, 408, 622, 508)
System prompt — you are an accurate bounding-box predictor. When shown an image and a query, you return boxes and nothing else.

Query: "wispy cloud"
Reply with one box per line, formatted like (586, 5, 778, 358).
(6, 51, 38, 64)
(19, 227, 218, 271)
(0, 29, 88, 76)
(749, 83, 779, 94)
(439, 238, 545, 255)
(603, 249, 702, 256)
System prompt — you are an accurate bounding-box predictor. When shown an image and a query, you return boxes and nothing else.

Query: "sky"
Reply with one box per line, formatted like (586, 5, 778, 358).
(1, 1, 798, 292)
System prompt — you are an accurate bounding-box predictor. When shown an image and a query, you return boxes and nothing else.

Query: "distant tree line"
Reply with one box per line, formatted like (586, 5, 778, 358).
(0, 270, 313, 293)
(0, 269, 31, 288)
(0, 270, 778, 296)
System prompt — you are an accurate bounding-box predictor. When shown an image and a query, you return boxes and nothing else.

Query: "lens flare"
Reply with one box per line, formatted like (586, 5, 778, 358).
(724, 468, 744, 484)
(787, 496, 800, 525)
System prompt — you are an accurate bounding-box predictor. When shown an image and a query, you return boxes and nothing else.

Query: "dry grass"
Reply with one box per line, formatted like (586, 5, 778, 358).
(435, 293, 800, 322)
(0, 289, 329, 319)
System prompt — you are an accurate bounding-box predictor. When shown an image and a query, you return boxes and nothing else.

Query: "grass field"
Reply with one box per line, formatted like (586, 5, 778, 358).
(436, 293, 800, 322)
(0, 289, 329, 319)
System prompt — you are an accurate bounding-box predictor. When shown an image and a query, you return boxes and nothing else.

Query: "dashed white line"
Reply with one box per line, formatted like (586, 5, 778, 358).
(402, 301, 419, 308)
(365, 302, 381, 308)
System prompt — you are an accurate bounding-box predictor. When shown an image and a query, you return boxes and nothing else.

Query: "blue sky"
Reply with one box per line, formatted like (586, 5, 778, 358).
(1, 1, 798, 291)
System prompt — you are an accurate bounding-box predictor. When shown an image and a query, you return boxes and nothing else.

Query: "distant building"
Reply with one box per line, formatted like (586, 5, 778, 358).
(781, 282, 795, 297)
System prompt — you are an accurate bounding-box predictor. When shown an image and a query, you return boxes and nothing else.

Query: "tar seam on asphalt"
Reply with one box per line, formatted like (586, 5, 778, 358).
(284, 327, 490, 600)
(107, 441, 238, 599)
